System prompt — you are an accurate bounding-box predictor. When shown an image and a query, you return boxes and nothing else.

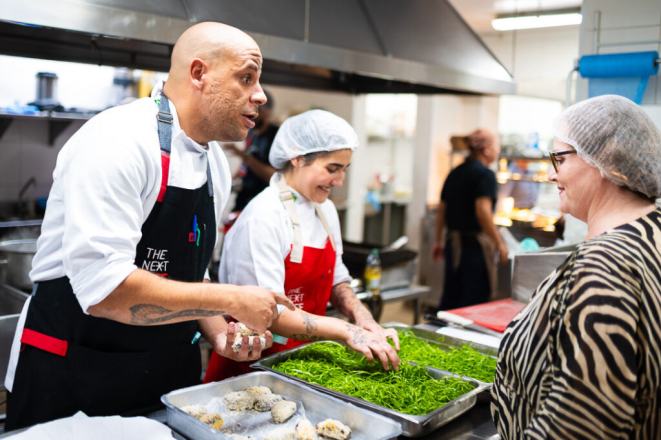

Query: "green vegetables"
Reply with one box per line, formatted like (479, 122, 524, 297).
(272, 342, 475, 415)
(395, 331, 497, 383)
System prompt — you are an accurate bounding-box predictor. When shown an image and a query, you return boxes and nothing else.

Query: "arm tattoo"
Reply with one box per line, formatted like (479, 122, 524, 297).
(129, 304, 222, 325)
(331, 282, 374, 323)
(288, 334, 327, 341)
(300, 312, 319, 333)
(345, 323, 368, 346)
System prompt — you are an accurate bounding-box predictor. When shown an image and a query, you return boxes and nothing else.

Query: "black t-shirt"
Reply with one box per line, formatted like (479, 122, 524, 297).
(234, 124, 279, 211)
(441, 159, 497, 232)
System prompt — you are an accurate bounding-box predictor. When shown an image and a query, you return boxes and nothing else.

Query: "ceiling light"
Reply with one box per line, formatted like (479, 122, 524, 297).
(492, 12, 582, 31)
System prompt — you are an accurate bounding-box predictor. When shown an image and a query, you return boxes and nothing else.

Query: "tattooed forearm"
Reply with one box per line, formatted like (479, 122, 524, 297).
(288, 334, 327, 341)
(300, 312, 319, 333)
(330, 282, 374, 324)
(129, 304, 222, 325)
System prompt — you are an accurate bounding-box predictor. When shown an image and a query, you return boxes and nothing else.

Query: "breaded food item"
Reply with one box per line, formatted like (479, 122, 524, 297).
(246, 385, 272, 397)
(253, 393, 283, 411)
(271, 400, 297, 423)
(316, 419, 351, 440)
(232, 323, 267, 353)
(180, 404, 207, 419)
(199, 413, 224, 430)
(263, 426, 296, 440)
(295, 418, 318, 440)
(224, 390, 255, 410)
(232, 335, 266, 353)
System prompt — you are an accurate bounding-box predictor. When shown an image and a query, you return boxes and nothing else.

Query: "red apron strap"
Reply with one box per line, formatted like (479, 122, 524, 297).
(157, 153, 171, 202)
(21, 328, 68, 357)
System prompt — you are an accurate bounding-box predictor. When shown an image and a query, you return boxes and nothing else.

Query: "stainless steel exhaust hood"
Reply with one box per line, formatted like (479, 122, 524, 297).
(0, 0, 516, 95)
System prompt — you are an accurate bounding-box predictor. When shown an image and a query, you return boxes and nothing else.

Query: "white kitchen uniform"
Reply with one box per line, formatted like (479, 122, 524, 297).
(5, 82, 232, 391)
(219, 172, 351, 307)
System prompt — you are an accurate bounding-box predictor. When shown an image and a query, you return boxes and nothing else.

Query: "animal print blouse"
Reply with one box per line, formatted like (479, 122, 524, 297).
(492, 209, 661, 439)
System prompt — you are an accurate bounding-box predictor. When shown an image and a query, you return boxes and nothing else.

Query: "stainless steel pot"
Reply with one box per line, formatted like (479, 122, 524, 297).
(0, 239, 37, 291)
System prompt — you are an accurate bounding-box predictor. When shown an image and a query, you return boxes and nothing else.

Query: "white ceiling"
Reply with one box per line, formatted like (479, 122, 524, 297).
(448, 0, 583, 34)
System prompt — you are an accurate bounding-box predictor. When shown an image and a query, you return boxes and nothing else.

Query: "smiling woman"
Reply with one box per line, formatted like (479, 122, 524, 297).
(492, 95, 661, 440)
(204, 109, 402, 383)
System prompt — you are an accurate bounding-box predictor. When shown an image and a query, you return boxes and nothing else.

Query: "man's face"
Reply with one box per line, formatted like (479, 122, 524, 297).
(200, 42, 266, 142)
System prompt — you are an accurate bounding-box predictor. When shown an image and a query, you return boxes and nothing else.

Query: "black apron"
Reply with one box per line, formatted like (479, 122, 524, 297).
(6, 95, 217, 431)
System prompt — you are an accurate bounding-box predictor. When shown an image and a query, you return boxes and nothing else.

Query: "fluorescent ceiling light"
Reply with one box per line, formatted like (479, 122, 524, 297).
(492, 13, 582, 31)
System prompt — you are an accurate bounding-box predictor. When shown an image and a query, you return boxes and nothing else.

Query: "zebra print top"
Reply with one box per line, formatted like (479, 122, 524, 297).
(491, 208, 661, 440)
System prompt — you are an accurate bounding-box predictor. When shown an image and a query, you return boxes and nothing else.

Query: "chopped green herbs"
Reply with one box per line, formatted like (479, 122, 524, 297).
(395, 331, 497, 383)
(272, 342, 474, 415)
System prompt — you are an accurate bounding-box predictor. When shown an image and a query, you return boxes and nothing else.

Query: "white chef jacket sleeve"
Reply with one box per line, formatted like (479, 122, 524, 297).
(221, 211, 288, 297)
(60, 125, 152, 313)
(325, 201, 352, 286)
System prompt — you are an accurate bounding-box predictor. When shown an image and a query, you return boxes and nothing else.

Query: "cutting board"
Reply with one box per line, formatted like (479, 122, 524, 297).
(446, 299, 526, 333)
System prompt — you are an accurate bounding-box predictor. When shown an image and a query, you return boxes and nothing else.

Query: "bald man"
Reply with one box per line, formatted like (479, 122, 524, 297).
(4, 22, 294, 431)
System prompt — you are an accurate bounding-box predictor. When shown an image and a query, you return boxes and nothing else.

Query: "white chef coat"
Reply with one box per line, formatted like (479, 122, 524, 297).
(5, 82, 232, 391)
(219, 172, 352, 309)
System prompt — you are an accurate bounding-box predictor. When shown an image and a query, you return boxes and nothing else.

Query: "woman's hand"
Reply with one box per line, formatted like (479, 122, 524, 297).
(342, 323, 400, 371)
(213, 321, 274, 362)
(357, 319, 400, 351)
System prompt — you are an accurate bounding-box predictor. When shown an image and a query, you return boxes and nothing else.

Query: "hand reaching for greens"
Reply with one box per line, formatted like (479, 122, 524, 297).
(342, 323, 400, 371)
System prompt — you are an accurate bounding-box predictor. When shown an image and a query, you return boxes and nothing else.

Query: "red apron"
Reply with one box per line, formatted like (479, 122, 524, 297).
(204, 237, 336, 381)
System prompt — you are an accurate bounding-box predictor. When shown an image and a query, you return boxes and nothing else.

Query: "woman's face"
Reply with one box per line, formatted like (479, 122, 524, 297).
(548, 139, 604, 221)
(289, 149, 353, 203)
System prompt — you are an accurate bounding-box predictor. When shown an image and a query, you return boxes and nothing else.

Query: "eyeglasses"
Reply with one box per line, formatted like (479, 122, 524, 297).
(549, 149, 576, 172)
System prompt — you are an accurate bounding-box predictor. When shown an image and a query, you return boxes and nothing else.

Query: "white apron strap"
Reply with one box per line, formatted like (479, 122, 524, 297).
(277, 177, 337, 263)
(278, 177, 304, 263)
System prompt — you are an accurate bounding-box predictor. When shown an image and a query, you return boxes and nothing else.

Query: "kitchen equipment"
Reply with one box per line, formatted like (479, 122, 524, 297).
(251, 343, 488, 437)
(162, 371, 402, 440)
(29, 72, 63, 111)
(435, 310, 505, 337)
(511, 243, 576, 303)
(438, 299, 527, 333)
(342, 240, 417, 291)
(0, 239, 37, 291)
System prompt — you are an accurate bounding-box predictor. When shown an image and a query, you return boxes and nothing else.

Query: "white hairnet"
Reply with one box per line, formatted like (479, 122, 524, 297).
(269, 109, 359, 169)
(553, 95, 661, 198)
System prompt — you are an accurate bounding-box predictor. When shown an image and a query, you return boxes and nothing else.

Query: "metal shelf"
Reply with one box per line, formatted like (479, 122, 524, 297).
(0, 110, 97, 146)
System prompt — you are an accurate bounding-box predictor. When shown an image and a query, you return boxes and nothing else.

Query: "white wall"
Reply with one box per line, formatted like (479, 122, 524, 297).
(481, 26, 581, 102)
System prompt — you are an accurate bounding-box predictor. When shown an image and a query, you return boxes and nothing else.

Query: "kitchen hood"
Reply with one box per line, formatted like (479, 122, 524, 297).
(0, 0, 515, 95)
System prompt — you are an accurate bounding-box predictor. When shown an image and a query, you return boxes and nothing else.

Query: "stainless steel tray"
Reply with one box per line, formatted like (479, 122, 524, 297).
(250, 343, 489, 437)
(162, 371, 402, 440)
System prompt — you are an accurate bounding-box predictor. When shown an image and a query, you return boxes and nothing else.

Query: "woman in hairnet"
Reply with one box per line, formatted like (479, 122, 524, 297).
(491, 95, 661, 439)
(204, 109, 400, 382)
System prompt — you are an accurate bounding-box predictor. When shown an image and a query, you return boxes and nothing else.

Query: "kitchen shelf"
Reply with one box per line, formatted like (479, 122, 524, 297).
(0, 109, 97, 146)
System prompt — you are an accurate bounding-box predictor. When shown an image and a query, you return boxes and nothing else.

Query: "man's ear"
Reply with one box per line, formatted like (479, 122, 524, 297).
(189, 58, 206, 90)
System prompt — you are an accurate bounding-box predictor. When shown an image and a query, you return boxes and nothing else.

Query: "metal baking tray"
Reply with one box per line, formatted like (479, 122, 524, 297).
(250, 343, 489, 437)
(162, 371, 402, 440)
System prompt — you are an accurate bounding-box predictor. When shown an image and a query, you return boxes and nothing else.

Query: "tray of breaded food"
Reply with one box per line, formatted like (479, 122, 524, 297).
(161, 371, 402, 440)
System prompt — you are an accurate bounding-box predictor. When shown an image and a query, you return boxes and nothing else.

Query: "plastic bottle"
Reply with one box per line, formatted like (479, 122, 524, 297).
(364, 249, 383, 319)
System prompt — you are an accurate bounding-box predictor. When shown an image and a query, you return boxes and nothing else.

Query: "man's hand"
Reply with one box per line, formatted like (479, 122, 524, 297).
(357, 319, 400, 351)
(431, 242, 444, 264)
(230, 286, 295, 334)
(214, 321, 274, 362)
(342, 323, 400, 371)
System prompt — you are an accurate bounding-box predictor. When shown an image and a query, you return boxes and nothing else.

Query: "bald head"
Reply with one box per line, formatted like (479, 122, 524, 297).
(168, 22, 260, 83)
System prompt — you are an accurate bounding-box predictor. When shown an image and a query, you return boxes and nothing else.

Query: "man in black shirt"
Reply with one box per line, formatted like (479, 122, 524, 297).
(433, 129, 509, 310)
(225, 89, 278, 211)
